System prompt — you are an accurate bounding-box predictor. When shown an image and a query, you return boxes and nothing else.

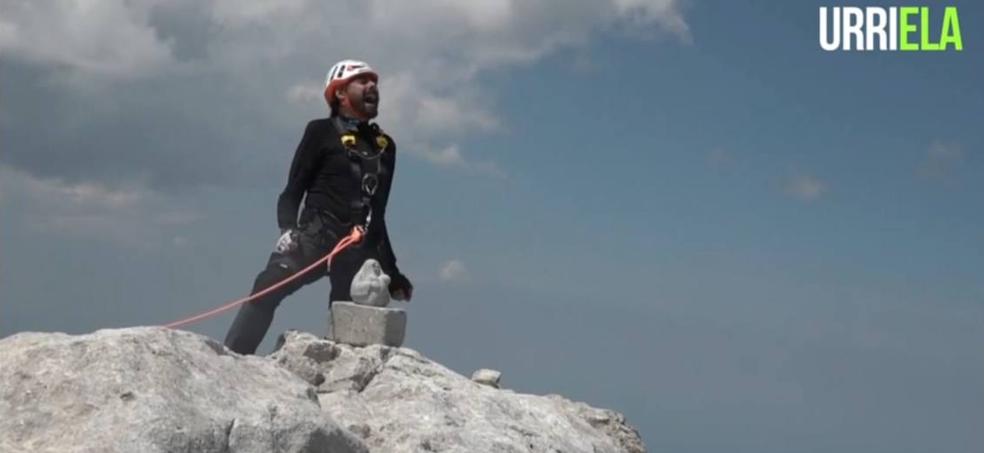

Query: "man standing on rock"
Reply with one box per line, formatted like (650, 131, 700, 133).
(223, 59, 413, 355)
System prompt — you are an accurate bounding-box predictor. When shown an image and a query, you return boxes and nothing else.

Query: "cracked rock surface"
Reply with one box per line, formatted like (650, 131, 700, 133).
(0, 327, 645, 453)
(273, 331, 646, 453)
(0, 327, 367, 453)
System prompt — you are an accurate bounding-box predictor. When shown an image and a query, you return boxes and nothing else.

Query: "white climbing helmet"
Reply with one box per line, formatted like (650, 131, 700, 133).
(324, 59, 378, 105)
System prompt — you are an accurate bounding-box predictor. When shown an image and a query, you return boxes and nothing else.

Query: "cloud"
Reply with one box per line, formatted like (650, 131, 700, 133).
(419, 145, 467, 167)
(706, 147, 733, 168)
(17, 168, 143, 210)
(570, 53, 598, 74)
(412, 145, 508, 179)
(286, 82, 325, 105)
(784, 174, 826, 202)
(31, 180, 142, 210)
(1, 0, 691, 194)
(376, 72, 500, 138)
(917, 141, 964, 181)
(0, 164, 198, 248)
(0, 0, 175, 78)
(613, 0, 692, 42)
(439, 259, 469, 282)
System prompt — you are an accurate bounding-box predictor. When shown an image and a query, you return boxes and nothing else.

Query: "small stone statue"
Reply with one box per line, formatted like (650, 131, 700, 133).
(349, 259, 391, 307)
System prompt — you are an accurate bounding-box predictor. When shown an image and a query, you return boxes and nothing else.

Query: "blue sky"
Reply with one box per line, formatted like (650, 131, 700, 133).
(2, 1, 982, 452)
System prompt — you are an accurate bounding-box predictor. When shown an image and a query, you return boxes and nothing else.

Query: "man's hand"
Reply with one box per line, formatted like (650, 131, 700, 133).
(275, 229, 299, 254)
(389, 273, 414, 302)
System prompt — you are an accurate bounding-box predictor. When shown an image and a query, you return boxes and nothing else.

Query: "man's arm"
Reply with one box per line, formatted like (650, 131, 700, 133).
(372, 139, 400, 275)
(277, 121, 323, 231)
(376, 218, 400, 275)
(372, 138, 413, 300)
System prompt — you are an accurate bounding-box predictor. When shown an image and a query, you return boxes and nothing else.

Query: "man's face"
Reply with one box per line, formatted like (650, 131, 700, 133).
(339, 74, 379, 119)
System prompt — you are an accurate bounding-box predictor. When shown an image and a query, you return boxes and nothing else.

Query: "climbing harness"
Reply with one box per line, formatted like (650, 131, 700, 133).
(336, 119, 390, 230)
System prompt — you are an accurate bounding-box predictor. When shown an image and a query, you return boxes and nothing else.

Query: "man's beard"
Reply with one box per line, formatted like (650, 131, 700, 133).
(357, 91, 379, 118)
(355, 100, 378, 118)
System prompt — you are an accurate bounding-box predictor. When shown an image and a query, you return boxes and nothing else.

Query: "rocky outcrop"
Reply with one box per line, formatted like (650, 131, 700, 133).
(272, 331, 646, 453)
(0, 328, 366, 453)
(0, 327, 646, 453)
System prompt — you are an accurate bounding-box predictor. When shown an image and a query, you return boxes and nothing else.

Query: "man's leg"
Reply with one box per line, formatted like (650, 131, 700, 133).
(223, 252, 323, 354)
(328, 244, 372, 303)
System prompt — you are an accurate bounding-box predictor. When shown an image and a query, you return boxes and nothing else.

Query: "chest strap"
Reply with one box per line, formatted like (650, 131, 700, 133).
(332, 117, 388, 228)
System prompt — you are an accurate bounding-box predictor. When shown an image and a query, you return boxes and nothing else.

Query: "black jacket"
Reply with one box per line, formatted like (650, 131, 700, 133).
(276, 117, 400, 274)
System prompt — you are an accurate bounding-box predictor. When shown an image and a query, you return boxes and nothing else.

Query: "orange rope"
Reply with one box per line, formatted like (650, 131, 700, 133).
(163, 226, 364, 329)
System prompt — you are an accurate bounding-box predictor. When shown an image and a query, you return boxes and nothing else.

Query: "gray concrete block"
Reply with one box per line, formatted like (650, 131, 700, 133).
(330, 301, 407, 347)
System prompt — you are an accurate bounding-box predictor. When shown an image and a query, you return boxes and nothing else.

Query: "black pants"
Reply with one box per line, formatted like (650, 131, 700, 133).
(223, 211, 374, 354)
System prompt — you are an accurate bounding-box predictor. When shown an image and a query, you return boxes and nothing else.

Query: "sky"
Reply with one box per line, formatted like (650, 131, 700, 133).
(2, 1, 982, 452)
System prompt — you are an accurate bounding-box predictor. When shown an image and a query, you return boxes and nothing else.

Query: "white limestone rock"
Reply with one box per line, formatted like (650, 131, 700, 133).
(0, 327, 367, 453)
(471, 368, 503, 388)
(273, 331, 646, 453)
(0, 326, 646, 453)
